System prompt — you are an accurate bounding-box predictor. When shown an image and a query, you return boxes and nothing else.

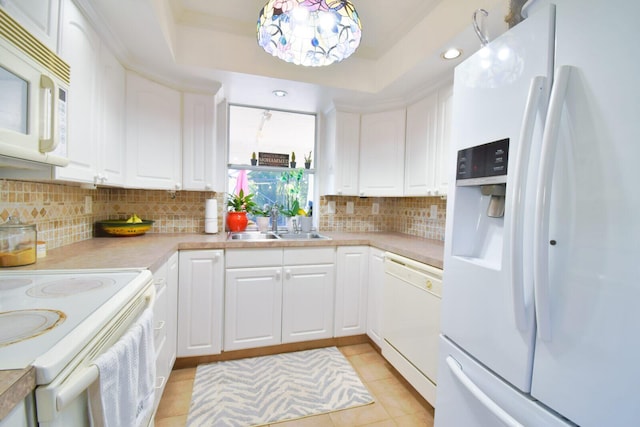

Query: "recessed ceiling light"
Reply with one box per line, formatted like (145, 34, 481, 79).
(441, 48, 463, 60)
(272, 90, 288, 97)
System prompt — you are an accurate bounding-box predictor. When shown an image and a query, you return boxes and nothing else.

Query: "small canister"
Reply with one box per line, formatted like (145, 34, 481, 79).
(0, 217, 37, 267)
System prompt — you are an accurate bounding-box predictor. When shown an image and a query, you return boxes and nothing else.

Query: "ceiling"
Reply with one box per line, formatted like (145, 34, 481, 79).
(85, 0, 511, 113)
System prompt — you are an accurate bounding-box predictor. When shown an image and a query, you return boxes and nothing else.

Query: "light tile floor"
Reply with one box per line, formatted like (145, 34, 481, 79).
(154, 343, 435, 427)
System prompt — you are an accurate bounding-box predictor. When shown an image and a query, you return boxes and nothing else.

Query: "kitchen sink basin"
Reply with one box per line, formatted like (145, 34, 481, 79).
(228, 232, 280, 240)
(228, 231, 331, 241)
(277, 232, 331, 240)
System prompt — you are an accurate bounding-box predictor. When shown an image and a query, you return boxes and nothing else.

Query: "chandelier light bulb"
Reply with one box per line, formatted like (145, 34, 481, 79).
(257, 0, 362, 67)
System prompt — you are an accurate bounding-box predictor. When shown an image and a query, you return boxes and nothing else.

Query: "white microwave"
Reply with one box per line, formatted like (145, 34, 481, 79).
(0, 8, 69, 167)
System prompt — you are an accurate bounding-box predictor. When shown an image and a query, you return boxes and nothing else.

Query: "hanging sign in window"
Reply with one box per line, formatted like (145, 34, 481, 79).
(258, 152, 289, 167)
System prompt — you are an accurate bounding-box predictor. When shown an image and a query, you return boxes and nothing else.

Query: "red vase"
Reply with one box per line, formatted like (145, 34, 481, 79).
(226, 212, 248, 232)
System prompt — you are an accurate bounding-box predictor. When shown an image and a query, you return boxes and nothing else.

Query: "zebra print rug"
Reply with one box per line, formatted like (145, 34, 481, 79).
(186, 347, 374, 426)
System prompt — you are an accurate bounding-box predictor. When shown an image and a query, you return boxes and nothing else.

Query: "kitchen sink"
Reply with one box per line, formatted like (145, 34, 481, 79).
(228, 231, 331, 241)
(228, 232, 281, 240)
(277, 232, 332, 240)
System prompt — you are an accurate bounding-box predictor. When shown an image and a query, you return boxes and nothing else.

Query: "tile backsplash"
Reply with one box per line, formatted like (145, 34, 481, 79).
(0, 179, 447, 250)
(0, 179, 221, 250)
(319, 195, 447, 241)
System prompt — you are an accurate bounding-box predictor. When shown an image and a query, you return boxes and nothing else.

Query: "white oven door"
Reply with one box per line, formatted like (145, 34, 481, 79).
(34, 282, 155, 427)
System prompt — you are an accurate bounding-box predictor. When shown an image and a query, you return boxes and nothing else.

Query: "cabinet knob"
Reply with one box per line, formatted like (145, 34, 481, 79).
(426, 280, 432, 289)
(205, 184, 212, 190)
(175, 183, 182, 190)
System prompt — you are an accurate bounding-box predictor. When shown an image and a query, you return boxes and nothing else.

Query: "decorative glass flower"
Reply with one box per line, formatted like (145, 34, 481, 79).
(257, 0, 362, 67)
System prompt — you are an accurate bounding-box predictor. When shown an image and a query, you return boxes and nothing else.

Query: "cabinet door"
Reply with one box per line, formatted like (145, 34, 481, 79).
(282, 264, 335, 343)
(165, 252, 179, 369)
(151, 264, 169, 413)
(2, 0, 60, 51)
(183, 93, 215, 191)
(177, 250, 224, 357)
(359, 109, 405, 196)
(97, 44, 125, 186)
(125, 71, 182, 190)
(435, 83, 453, 195)
(335, 246, 369, 337)
(55, 0, 100, 183)
(322, 109, 360, 196)
(404, 92, 439, 196)
(224, 267, 282, 351)
(367, 248, 386, 347)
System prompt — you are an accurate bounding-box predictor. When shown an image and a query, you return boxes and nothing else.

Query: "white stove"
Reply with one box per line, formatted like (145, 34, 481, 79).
(0, 269, 153, 384)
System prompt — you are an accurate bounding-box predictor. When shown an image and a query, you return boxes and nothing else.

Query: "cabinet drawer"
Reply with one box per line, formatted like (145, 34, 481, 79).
(283, 247, 335, 265)
(226, 248, 283, 268)
(152, 282, 168, 353)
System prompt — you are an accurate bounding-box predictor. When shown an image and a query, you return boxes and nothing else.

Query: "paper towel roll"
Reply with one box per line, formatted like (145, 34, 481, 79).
(205, 199, 217, 219)
(205, 219, 218, 234)
(205, 199, 218, 234)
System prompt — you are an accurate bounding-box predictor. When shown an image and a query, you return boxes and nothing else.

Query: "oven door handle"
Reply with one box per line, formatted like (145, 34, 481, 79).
(56, 366, 99, 411)
(55, 287, 155, 411)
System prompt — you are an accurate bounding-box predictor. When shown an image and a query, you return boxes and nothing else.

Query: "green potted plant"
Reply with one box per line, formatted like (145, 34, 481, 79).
(251, 204, 271, 232)
(304, 151, 312, 169)
(251, 152, 257, 166)
(226, 189, 256, 232)
(290, 151, 296, 168)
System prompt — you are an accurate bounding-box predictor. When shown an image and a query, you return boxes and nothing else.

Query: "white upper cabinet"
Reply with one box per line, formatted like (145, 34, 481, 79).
(54, 0, 100, 184)
(96, 45, 125, 186)
(1, 0, 60, 51)
(359, 109, 406, 197)
(322, 109, 360, 196)
(405, 92, 439, 196)
(54, 0, 125, 186)
(435, 83, 453, 195)
(125, 71, 182, 190)
(182, 93, 219, 191)
(404, 82, 453, 197)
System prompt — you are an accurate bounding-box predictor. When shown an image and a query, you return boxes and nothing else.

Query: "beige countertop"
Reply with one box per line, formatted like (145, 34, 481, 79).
(0, 231, 443, 420)
(0, 368, 35, 421)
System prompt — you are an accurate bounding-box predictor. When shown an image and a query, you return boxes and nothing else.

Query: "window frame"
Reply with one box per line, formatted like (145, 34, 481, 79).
(226, 103, 319, 230)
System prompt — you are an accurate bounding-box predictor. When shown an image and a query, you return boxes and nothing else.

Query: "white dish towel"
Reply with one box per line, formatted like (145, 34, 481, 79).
(88, 308, 156, 427)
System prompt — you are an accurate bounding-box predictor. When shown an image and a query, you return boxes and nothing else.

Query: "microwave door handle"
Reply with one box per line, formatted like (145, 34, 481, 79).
(39, 75, 58, 153)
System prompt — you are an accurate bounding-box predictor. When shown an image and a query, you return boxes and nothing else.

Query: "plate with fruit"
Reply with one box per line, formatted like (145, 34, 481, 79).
(97, 215, 154, 236)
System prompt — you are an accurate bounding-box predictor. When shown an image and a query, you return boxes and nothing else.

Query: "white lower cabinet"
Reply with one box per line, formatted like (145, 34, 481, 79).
(282, 248, 335, 343)
(224, 265, 283, 351)
(151, 251, 178, 416)
(0, 394, 36, 427)
(225, 248, 335, 351)
(334, 246, 369, 337)
(367, 247, 386, 347)
(177, 250, 224, 357)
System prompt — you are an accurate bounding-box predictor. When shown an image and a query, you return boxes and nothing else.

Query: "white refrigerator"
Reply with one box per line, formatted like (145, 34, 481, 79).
(436, 0, 640, 426)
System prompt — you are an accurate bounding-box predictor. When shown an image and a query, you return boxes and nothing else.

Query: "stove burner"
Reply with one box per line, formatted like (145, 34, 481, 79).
(26, 277, 117, 298)
(0, 309, 66, 347)
(0, 278, 33, 291)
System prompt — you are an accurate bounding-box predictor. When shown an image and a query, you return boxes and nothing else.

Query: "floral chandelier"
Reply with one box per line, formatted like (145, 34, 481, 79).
(257, 0, 362, 67)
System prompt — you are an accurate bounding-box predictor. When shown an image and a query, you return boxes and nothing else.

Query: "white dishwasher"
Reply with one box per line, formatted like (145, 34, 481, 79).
(382, 252, 442, 407)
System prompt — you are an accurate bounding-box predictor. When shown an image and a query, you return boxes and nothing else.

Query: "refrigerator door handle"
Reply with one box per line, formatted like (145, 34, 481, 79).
(446, 356, 525, 427)
(533, 65, 573, 342)
(510, 75, 547, 332)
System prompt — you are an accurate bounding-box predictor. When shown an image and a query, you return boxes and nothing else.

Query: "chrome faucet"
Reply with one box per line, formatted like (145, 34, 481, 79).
(270, 205, 279, 233)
